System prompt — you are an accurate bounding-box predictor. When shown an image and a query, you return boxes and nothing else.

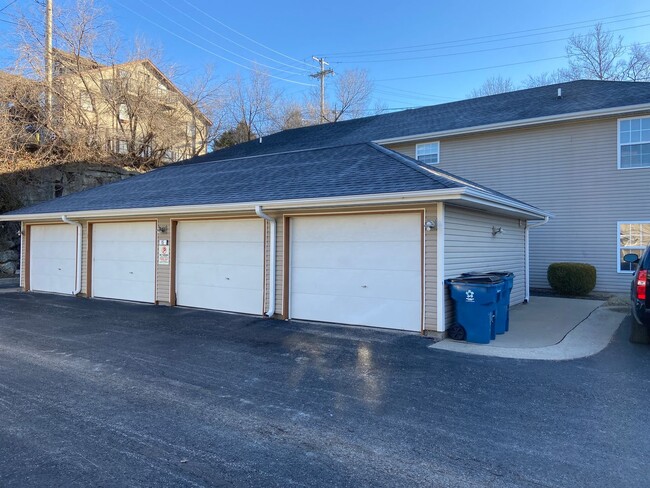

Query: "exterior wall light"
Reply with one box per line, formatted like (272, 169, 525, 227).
(492, 226, 504, 236)
(424, 220, 436, 231)
(157, 225, 168, 233)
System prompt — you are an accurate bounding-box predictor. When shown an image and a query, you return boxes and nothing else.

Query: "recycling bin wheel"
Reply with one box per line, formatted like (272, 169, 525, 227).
(448, 323, 466, 341)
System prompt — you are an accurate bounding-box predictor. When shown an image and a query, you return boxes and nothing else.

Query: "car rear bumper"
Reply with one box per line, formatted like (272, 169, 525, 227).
(632, 301, 650, 327)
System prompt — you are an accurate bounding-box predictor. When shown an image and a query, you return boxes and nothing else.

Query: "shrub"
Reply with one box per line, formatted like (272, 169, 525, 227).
(547, 262, 597, 296)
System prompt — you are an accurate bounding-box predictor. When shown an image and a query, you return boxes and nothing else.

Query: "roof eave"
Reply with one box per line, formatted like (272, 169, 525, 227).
(2, 188, 549, 222)
(373, 102, 650, 145)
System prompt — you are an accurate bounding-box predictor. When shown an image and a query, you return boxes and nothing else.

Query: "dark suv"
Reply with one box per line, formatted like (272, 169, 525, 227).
(623, 246, 650, 343)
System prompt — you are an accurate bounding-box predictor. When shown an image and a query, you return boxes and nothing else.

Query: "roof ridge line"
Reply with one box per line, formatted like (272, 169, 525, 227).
(164, 141, 372, 170)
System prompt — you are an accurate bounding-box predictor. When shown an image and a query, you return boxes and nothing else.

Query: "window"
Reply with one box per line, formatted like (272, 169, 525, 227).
(619, 117, 650, 169)
(187, 122, 196, 138)
(80, 92, 93, 112)
(118, 103, 128, 121)
(618, 222, 650, 272)
(117, 139, 128, 154)
(415, 142, 440, 165)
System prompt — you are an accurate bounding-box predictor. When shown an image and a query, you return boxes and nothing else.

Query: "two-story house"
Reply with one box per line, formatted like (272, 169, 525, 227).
(51, 50, 212, 163)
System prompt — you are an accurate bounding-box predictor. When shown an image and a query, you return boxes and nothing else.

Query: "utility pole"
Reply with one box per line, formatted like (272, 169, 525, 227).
(310, 56, 333, 124)
(45, 0, 53, 127)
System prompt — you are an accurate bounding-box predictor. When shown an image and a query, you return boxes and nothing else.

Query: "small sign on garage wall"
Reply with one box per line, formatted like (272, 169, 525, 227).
(158, 241, 170, 265)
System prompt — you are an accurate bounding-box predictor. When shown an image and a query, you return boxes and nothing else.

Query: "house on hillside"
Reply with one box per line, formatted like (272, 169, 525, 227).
(51, 49, 212, 163)
(0, 51, 211, 165)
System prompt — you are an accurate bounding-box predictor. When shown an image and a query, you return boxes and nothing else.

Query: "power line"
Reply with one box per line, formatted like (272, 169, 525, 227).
(155, 0, 310, 74)
(323, 9, 650, 58)
(112, 0, 315, 87)
(0, 0, 18, 13)
(143, 0, 305, 77)
(335, 21, 650, 64)
(377, 39, 650, 82)
(179, 0, 313, 69)
(377, 55, 569, 82)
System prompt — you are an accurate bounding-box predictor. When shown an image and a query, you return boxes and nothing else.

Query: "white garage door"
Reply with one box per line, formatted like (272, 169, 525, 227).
(290, 213, 422, 331)
(176, 219, 264, 314)
(30, 224, 77, 295)
(92, 222, 156, 303)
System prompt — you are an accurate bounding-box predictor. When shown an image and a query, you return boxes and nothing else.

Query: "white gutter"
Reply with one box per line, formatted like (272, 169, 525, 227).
(3, 188, 549, 222)
(61, 215, 82, 296)
(524, 216, 550, 302)
(374, 102, 650, 145)
(255, 205, 276, 318)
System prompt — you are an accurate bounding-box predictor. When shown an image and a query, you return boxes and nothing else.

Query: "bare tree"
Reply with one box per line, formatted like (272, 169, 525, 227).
(328, 69, 373, 122)
(468, 75, 515, 98)
(624, 43, 650, 82)
(521, 68, 579, 88)
(566, 23, 627, 80)
(3, 0, 217, 170)
(222, 70, 283, 143)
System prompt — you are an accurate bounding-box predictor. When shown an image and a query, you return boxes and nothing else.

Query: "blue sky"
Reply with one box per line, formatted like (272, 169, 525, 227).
(2, 0, 650, 110)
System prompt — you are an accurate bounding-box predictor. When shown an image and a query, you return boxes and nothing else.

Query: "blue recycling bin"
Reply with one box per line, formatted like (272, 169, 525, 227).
(446, 276, 503, 344)
(461, 272, 514, 333)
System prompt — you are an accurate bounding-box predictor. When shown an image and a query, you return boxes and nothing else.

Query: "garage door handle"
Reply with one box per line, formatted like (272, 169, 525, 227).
(129, 272, 134, 275)
(225, 277, 230, 280)
(361, 285, 367, 288)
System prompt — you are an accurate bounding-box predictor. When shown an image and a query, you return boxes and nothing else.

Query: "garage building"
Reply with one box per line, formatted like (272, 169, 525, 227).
(3, 142, 549, 335)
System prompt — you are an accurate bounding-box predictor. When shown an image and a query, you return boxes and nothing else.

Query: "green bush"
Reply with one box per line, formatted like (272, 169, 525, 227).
(547, 262, 597, 296)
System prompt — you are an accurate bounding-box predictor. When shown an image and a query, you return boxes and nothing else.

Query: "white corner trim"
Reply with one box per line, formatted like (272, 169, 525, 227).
(436, 202, 446, 332)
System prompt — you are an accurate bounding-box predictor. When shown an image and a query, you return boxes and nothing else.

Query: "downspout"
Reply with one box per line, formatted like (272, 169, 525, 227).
(61, 215, 82, 296)
(524, 217, 549, 302)
(255, 205, 276, 317)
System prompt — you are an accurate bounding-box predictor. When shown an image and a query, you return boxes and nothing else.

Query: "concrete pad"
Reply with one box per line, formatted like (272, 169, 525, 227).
(430, 297, 627, 360)
(491, 297, 604, 348)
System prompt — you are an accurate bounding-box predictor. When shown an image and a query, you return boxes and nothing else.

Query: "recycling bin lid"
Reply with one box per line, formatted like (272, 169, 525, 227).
(446, 275, 503, 284)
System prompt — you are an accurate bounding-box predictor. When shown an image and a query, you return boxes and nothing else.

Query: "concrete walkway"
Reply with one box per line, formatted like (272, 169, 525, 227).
(430, 296, 628, 360)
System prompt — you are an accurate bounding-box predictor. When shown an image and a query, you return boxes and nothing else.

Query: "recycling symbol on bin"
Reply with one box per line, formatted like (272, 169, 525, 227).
(465, 290, 475, 302)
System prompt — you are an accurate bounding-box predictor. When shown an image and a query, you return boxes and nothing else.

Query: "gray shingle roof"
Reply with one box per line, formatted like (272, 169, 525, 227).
(182, 80, 650, 164)
(4, 143, 444, 215)
(4, 143, 541, 216)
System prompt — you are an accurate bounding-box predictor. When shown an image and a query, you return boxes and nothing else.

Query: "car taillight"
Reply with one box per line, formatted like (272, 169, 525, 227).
(637, 270, 647, 301)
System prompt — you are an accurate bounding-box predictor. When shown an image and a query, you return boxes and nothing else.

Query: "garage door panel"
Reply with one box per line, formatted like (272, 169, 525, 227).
(292, 241, 420, 271)
(180, 220, 262, 242)
(92, 222, 155, 303)
(292, 213, 420, 242)
(176, 284, 261, 315)
(291, 267, 421, 302)
(175, 220, 264, 314)
(291, 293, 421, 330)
(30, 225, 77, 295)
(177, 262, 262, 289)
(177, 241, 263, 266)
(290, 213, 422, 331)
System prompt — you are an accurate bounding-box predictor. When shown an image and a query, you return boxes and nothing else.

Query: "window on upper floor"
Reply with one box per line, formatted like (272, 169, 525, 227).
(619, 117, 650, 169)
(80, 92, 93, 112)
(415, 141, 439, 165)
(117, 139, 128, 154)
(117, 103, 128, 121)
(618, 222, 650, 272)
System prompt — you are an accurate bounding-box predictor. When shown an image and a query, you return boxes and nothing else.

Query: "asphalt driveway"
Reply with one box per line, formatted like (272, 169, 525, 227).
(0, 292, 648, 487)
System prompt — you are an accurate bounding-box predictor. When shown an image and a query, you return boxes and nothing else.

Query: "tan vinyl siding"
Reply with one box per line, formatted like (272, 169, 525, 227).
(388, 113, 650, 293)
(423, 204, 437, 331)
(19, 222, 26, 289)
(443, 205, 525, 330)
(155, 217, 171, 304)
(80, 221, 89, 295)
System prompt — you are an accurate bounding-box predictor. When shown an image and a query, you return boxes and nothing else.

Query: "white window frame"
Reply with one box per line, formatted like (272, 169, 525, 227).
(617, 220, 650, 273)
(80, 92, 93, 112)
(617, 116, 650, 170)
(118, 103, 128, 121)
(415, 141, 440, 165)
(117, 139, 128, 154)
